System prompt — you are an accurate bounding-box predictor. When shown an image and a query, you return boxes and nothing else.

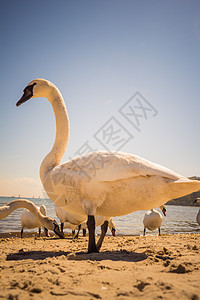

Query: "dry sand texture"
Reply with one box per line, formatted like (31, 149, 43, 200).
(0, 233, 200, 299)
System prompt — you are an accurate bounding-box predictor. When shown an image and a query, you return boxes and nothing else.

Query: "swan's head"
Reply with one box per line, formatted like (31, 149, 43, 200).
(159, 205, 166, 216)
(193, 198, 200, 204)
(16, 79, 56, 107)
(44, 216, 65, 239)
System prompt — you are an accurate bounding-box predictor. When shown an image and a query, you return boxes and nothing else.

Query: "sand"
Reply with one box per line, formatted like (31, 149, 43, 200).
(0, 232, 199, 300)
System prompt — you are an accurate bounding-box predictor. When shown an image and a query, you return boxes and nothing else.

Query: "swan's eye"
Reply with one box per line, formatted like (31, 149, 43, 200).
(23, 82, 36, 92)
(26, 82, 37, 93)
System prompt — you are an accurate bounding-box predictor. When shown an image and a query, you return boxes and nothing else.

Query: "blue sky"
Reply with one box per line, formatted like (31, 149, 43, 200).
(0, 0, 200, 197)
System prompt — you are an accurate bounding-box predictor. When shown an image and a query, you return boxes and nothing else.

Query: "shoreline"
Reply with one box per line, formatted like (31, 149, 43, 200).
(1, 231, 199, 239)
(0, 233, 199, 299)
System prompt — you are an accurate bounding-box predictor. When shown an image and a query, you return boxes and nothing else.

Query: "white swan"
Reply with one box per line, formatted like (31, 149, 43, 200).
(21, 205, 50, 238)
(55, 206, 116, 237)
(0, 199, 63, 237)
(193, 198, 200, 225)
(62, 221, 78, 236)
(16, 79, 200, 253)
(54, 205, 86, 234)
(143, 205, 166, 236)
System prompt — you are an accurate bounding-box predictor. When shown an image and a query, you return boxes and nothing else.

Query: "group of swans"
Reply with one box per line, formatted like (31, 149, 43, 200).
(1, 78, 200, 253)
(19, 204, 116, 239)
(0, 199, 63, 237)
(20, 203, 164, 237)
(21, 205, 50, 238)
(55, 206, 116, 237)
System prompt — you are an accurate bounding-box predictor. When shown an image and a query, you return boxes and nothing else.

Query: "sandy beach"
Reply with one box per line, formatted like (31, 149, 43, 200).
(0, 233, 199, 299)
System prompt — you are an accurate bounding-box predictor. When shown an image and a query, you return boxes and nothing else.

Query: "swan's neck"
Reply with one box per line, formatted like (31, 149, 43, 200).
(0, 199, 45, 224)
(40, 87, 69, 184)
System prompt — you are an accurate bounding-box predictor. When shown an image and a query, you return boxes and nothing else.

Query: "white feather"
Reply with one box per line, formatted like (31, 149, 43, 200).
(21, 205, 47, 230)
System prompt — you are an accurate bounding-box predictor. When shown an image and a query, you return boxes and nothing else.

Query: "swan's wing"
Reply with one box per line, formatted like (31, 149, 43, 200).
(57, 151, 182, 182)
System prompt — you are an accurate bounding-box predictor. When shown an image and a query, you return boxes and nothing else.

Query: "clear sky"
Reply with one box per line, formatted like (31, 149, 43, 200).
(0, 0, 200, 197)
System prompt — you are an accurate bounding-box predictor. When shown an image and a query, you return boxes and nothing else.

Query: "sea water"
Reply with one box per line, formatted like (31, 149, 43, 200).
(0, 196, 199, 235)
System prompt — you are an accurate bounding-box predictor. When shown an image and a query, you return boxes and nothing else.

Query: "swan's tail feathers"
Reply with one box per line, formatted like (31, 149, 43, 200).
(167, 178, 200, 200)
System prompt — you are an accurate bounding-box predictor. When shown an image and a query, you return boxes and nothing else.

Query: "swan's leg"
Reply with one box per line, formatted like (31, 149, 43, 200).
(38, 228, 41, 237)
(83, 228, 87, 237)
(158, 228, 161, 236)
(21, 229, 23, 238)
(143, 228, 146, 236)
(74, 225, 81, 239)
(61, 223, 64, 234)
(87, 215, 99, 253)
(96, 221, 108, 250)
(72, 230, 75, 236)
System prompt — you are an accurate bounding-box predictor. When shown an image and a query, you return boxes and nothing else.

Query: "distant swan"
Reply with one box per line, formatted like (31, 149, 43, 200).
(0, 199, 63, 237)
(21, 205, 50, 238)
(16, 79, 200, 253)
(143, 205, 166, 236)
(54, 206, 86, 235)
(62, 221, 79, 236)
(193, 198, 200, 225)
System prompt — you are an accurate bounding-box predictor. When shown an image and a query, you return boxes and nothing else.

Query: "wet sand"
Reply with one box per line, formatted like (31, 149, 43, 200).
(0, 233, 199, 299)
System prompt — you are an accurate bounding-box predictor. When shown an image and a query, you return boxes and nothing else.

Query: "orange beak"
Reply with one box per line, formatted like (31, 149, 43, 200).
(111, 228, 116, 236)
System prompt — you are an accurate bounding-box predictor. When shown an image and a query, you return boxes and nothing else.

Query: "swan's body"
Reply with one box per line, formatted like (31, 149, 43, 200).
(55, 206, 116, 236)
(194, 198, 200, 225)
(143, 205, 166, 236)
(55, 205, 86, 237)
(21, 205, 50, 238)
(55, 206, 85, 225)
(63, 221, 77, 232)
(16, 79, 200, 252)
(62, 222, 87, 237)
(0, 199, 63, 237)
